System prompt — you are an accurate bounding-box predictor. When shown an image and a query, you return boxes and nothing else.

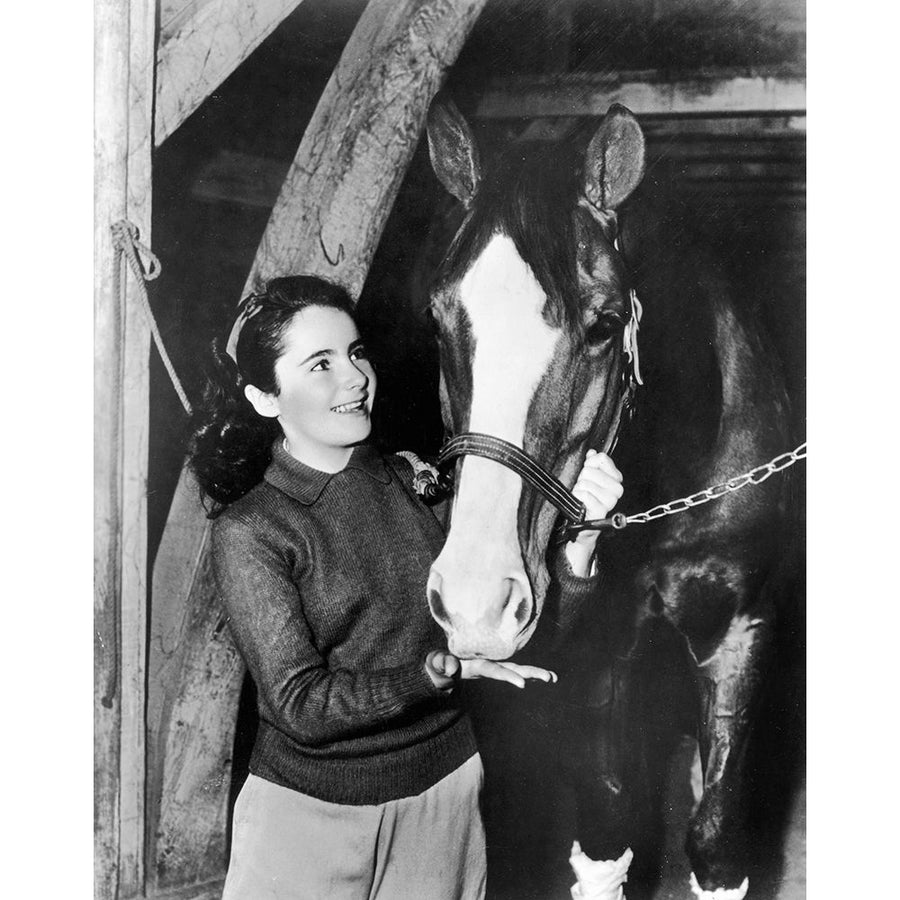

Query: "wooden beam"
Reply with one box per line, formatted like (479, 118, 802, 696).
(146, 464, 246, 893)
(243, 0, 488, 299)
(95, 0, 157, 896)
(154, 0, 305, 146)
(148, 0, 486, 892)
(475, 68, 806, 119)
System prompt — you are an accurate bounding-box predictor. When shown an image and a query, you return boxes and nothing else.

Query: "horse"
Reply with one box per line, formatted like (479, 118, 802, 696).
(420, 99, 800, 899)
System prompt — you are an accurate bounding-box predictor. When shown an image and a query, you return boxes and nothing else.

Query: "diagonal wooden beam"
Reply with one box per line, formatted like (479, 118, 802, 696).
(154, 0, 306, 146)
(243, 0, 488, 299)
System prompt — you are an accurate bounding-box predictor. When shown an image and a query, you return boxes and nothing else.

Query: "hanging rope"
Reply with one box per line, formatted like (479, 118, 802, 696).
(111, 220, 192, 415)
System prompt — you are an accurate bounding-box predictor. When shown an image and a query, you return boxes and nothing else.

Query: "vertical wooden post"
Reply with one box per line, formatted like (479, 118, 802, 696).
(95, 0, 156, 896)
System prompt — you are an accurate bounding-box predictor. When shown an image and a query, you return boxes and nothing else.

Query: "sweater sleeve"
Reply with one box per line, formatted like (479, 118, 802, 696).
(212, 514, 445, 749)
(545, 543, 604, 638)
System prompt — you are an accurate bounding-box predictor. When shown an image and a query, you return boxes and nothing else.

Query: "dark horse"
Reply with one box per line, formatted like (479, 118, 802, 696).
(421, 100, 799, 898)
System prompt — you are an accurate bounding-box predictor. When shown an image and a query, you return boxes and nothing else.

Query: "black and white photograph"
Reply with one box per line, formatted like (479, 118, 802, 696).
(80, 1, 871, 898)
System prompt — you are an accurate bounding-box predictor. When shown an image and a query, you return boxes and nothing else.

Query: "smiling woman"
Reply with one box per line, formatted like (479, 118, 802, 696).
(183, 274, 623, 899)
(243, 304, 376, 472)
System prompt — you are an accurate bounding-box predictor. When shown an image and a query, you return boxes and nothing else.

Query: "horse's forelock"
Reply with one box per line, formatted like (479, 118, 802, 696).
(438, 146, 585, 338)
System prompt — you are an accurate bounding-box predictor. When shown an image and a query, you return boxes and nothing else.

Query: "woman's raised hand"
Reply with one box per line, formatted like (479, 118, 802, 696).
(565, 450, 624, 576)
(425, 650, 557, 690)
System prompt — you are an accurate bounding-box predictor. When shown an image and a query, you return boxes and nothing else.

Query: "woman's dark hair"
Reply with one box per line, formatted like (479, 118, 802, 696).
(188, 275, 356, 515)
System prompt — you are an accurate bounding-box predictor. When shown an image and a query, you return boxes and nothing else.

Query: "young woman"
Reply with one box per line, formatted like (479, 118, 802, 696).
(188, 275, 624, 900)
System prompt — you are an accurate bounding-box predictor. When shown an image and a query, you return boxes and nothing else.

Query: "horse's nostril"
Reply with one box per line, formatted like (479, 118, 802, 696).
(514, 597, 530, 626)
(428, 584, 451, 627)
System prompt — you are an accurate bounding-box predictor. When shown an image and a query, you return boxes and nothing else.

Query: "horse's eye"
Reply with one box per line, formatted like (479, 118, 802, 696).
(585, 312, 626, 345)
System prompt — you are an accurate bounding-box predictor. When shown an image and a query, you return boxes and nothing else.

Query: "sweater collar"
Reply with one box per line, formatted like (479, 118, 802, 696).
(264, 439, 391, 505)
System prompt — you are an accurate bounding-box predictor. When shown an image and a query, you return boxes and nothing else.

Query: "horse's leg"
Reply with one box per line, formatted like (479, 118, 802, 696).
(569, 654, 656, 898)
(685, 602, 773, 899)
(567, 615, 692, 900)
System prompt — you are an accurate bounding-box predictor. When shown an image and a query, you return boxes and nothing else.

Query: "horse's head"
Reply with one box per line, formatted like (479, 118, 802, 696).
(424, 101, 646, 659)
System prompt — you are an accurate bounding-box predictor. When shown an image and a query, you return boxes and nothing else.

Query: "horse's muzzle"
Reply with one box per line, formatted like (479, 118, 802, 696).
(426, 567, 535, 660)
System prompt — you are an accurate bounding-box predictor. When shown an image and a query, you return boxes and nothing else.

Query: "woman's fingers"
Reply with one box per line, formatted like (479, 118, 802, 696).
(501, 662, 558, 684)
(459, 658, 558, 688)
(430, 650, 460, 679)
(573, 451, 624, 519)
(581, 450, 622, 480)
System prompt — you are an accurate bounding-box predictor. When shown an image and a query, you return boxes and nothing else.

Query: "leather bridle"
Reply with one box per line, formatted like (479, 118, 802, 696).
(435, 286, 643, 541)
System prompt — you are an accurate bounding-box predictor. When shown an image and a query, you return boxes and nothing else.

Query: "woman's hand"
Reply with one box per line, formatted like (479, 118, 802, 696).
(565, 450, 624, 577)
(425, 650, 557, 691)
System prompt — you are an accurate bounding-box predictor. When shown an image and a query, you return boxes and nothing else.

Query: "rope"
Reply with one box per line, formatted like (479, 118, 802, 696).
(110, 220, 192, 415)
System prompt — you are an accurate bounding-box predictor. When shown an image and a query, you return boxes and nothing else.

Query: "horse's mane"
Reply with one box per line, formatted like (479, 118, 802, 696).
(437, 142, 586, 336)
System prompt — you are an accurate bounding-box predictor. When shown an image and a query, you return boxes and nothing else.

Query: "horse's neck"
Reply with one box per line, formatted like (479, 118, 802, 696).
(640, 284, 789, 478)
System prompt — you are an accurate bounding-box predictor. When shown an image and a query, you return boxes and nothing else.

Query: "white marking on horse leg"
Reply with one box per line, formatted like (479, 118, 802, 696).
(689, 873, 749, 900)
(569, 843, 633, 900)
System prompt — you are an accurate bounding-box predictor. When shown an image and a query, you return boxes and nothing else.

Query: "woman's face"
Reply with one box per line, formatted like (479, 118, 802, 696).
(254, 305, 376, 470)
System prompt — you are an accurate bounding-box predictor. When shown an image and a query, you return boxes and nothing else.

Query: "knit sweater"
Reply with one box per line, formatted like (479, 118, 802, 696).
(212, 440, 601, 806)
(211, 440, 476, 805)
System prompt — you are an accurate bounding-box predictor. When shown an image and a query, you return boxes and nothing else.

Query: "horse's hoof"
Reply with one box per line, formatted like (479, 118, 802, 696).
(569, 842, 633, 900)
(689, 872, 749, 899)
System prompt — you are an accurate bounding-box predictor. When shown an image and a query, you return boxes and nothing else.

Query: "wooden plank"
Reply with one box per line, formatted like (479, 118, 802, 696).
(155, 0, 306, 145)
(148, 0, 486, 893)
(475, 69, 806, 119)
(244, 0, 489, 299)
(95, 0, 156, 896)
(94, 2, 128, 894)
(147, 465, 245, 893)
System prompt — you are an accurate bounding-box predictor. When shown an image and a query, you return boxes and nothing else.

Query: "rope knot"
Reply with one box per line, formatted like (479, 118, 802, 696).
(111, 219, 161, 281)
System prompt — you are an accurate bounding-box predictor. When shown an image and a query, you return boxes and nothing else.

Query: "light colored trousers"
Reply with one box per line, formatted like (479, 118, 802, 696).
(222, 754, 486, 900)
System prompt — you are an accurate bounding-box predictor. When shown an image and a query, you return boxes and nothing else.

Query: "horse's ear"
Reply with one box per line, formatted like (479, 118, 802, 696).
(582, 104, 645, 212)
(427, 97, 482, 207)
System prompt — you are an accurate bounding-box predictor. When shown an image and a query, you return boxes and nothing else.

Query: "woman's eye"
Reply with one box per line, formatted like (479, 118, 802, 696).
(310, 359, 330, 372)
(350, 346, 368, 361)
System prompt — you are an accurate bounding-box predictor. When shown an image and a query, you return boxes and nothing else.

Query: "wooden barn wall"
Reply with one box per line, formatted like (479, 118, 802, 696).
(96, 0, 806, 896)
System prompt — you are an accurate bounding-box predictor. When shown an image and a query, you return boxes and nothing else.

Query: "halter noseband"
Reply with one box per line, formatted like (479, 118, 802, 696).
(435, 285, 643, 541)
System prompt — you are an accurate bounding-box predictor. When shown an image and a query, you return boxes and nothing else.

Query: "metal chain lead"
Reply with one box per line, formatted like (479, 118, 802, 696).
(624, 442, 807, 525)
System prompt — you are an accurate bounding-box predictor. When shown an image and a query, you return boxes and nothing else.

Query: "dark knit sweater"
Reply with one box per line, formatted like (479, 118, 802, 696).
(212, 441, 599, 806)
(212, 441, 478, 805)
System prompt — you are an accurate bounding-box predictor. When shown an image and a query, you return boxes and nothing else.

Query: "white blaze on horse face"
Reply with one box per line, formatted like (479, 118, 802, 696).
(462, 233, 560, 443)
(430, 233, 561, 658)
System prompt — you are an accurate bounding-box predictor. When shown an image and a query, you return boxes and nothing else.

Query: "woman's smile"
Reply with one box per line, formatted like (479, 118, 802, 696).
(331, 396, 369, 414)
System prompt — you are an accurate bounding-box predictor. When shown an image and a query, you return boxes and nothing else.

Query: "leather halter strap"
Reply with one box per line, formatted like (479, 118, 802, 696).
(438, 433, 587, 523)
(436, 374, 634, 533)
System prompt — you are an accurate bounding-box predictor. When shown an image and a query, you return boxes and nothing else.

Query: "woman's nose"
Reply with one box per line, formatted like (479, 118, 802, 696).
(344, 360, 368, 389)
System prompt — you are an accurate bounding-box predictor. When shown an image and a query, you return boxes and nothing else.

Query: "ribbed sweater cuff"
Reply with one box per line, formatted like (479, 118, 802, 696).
(551, 546, 603, 604)
(378, 660, 449, 715)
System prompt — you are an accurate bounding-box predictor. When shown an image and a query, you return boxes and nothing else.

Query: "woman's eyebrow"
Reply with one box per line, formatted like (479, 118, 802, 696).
(299, 348, 333, 365)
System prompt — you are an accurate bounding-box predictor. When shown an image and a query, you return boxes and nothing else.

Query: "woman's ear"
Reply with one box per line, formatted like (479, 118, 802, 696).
(244, 384, 280, 419)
